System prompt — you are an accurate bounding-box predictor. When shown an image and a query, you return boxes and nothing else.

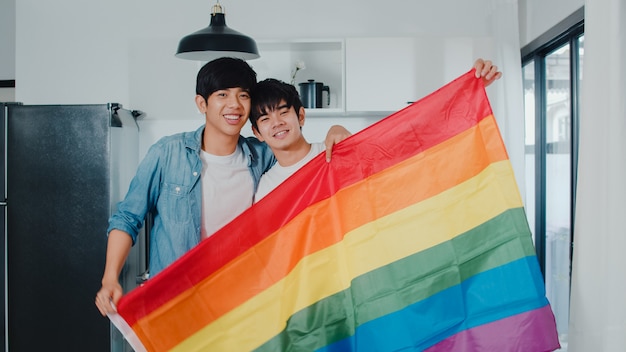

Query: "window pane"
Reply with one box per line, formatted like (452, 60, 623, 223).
(579, 35, 584, 82)
(523, 62, 536, 243)
(545, 43, 571, 347)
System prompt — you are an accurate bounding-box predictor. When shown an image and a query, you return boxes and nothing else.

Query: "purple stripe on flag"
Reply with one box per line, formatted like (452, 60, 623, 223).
(424, 305, 561, 352)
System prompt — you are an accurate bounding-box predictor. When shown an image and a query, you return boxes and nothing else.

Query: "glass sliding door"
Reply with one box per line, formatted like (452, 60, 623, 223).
(521, 8, 583, 351)
(523, 61, 536, 244)
(544, 42, 572, 346)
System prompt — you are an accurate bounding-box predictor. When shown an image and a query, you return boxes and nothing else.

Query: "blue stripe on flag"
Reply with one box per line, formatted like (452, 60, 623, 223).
(317, 256, 549, 352)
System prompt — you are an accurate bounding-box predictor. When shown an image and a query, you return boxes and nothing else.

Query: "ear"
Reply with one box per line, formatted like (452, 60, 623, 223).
(298, 107, 306, 127)
(195, 95, 207, 113)
(252, 126, 265, 142)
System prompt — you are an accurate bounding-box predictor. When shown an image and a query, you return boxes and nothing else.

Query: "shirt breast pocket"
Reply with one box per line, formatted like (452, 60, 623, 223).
(160, 183, 193, 225)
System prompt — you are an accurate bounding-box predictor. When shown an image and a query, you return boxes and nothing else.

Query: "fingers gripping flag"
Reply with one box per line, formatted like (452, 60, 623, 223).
(110, 71, 560, 352)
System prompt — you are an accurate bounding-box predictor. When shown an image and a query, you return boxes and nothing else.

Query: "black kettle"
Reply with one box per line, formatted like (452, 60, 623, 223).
(298, 80, 330, 108)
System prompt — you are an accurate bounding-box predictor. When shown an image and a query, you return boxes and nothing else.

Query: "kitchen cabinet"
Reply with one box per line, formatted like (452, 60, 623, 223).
(345, 37, 419, 113)
(253, 39, 344, 116)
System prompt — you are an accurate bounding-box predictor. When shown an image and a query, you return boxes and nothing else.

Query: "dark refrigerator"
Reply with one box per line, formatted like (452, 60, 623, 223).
(1, 103, 147, 351)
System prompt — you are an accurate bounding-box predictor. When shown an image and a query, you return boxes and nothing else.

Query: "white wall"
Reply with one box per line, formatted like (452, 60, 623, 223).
(12, 0, 521, 157)
(0, 0, 15, 81)
(6, 0, 580, 189)
(1, 0, 16, 102)
(13, 0, 500, 113)
(4, 0, 586, 104)
(0, 88, 15, 102)
(518, 0, 584, 46)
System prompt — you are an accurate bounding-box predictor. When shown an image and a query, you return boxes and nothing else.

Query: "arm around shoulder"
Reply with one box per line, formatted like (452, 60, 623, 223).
(324, 125, 352, 162)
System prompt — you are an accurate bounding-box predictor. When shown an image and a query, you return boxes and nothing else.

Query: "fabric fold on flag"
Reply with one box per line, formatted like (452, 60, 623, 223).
(111, 70, 560, 352)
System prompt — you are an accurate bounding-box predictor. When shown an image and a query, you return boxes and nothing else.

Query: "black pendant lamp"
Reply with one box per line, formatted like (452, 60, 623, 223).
(176, 1, 260, 61)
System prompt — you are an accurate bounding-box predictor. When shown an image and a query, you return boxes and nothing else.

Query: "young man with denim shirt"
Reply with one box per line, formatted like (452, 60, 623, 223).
(95, 57, 350, 316)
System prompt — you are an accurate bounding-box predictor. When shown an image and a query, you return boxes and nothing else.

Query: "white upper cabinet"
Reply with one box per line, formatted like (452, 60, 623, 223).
(345, 37, 418, 113)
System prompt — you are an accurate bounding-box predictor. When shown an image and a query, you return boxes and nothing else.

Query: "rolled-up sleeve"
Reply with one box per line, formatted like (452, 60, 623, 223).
(107, 141, 163, 244)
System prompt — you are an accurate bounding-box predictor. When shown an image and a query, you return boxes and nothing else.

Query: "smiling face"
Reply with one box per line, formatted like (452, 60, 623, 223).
(252, 99, 307, 153)
(195, 87, 251, 155)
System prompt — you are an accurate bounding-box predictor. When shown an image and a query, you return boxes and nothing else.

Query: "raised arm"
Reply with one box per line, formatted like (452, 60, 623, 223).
(473, 58, 502, 87)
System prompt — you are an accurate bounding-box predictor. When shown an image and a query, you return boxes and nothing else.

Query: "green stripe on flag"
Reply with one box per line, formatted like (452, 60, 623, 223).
(253, 207, 536, 351)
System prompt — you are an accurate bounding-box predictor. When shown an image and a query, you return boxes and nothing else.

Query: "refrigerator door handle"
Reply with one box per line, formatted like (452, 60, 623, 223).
(136, 211, 152, 284)
(136, 270, 150, 284)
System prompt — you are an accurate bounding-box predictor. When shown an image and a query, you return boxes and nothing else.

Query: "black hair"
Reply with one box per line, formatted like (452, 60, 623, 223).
(196, 57, 257, 100)
(249, 78, 304, 130)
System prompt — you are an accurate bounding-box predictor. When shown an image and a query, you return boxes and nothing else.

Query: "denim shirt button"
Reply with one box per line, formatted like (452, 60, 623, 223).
(175, 186, 181, 193)
(193, 171, 198, 177)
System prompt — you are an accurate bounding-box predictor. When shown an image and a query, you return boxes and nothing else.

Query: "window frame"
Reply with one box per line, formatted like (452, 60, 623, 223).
(521, 7, 584, 276)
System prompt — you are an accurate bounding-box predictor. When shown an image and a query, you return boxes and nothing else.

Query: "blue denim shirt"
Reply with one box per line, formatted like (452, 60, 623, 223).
(107, 125, 276, 276)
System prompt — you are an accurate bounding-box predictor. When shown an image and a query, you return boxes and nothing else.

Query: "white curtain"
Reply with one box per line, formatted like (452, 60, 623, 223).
(569, 1, 626, 351)
(487, 0, 526, 200)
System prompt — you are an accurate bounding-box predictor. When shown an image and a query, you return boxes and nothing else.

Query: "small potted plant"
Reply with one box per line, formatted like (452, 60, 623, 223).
(290, 60, 306, 85)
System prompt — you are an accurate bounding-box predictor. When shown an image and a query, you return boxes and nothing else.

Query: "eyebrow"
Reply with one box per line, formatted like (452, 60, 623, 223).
(259, 103, 289, 117)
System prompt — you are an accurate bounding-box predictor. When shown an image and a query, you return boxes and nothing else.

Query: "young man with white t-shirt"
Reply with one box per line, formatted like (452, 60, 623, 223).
(249, 59, 502, 202)
(250, 78, 327, 202)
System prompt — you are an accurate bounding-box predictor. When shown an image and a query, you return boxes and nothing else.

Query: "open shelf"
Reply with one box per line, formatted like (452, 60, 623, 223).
(252, 39, 345, 112)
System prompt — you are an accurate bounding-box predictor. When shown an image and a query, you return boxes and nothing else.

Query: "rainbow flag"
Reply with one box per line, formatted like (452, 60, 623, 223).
(110, 71, 560, 351)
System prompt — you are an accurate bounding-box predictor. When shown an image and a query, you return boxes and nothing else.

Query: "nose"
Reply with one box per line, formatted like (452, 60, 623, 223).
(227, 94, 244, 107)
(270, 115, 286, 129)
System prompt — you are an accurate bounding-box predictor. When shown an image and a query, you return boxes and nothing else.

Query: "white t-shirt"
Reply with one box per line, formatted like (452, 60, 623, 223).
(200, 146, 253, 239)
(254, 142, 325, 202)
